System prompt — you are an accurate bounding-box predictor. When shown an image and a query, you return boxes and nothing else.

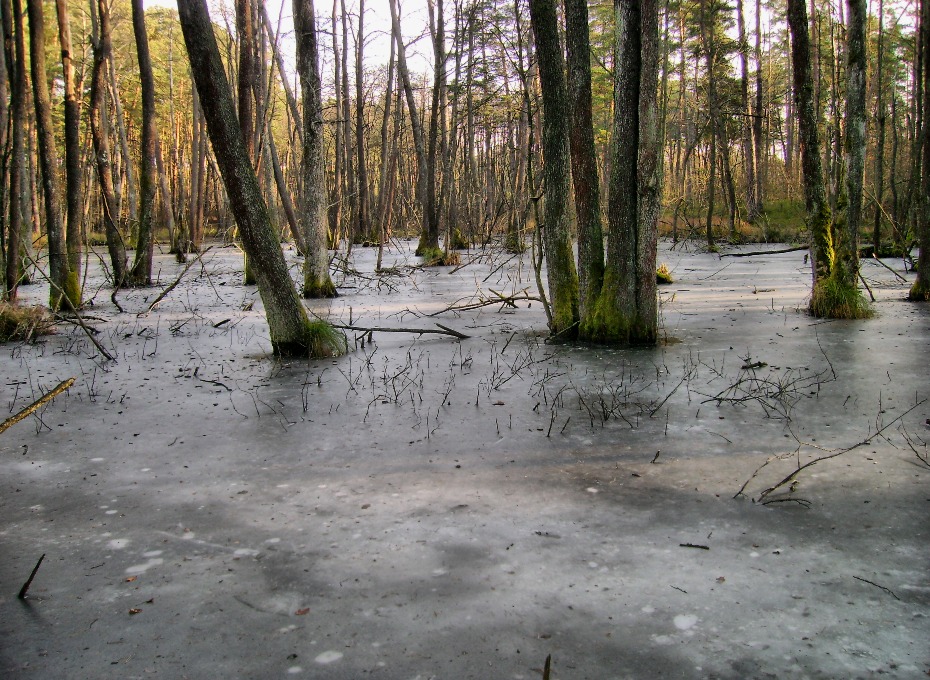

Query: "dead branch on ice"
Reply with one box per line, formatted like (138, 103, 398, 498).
(735, 398, 927, 503)
(0, 378, 75, 436)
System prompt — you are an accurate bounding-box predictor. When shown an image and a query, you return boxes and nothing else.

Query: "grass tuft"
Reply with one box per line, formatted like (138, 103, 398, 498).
(0, 302, 55, 343)
(306, 320, 347, 358)
(656, 263, 674, 284)
(809, 275, 873, 319)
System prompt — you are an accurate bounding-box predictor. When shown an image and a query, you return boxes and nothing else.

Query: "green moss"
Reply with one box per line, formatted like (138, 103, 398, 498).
(908, 278, 930, 302)
(579, 284, 656, 346)
(656, 263, 674, 284)
(416, 246, 460, 266)
(809, 274, 873, 319)
(448, 228, 469, 250)
(0, 302, 54, 343)
(302, 275, 337, 299)
(271, 320, 346, 358)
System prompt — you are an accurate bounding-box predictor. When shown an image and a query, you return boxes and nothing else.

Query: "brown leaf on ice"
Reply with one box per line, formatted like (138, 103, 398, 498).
(125, 576, 137, 583)
(295, 608, 310, 616)
(129, 608, 142, 615)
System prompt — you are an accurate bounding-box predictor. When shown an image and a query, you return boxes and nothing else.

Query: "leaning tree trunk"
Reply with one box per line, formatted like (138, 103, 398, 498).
(89, 0, 127, 285)
(565, 0, 604, 327)
(787, 0, 832, 289)
(389, 0, 430, 253)
(27, 0, 78, 309)
(177, 0, 341, 357)
(128, 0, 156, 286)
(55, 0, 82, 292)
(909, 0, 930, 300)
(294, 0, 336, 298)
(528, 0, 580, 338)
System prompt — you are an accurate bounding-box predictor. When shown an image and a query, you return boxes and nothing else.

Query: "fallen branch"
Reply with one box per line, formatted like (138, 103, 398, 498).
(871, 253, 908, 282)
(743, 398, 927, 503)
(140, 246, 213, 315)
(18, 554, 45, 599)
(1, 378, 75, 436)
(332, 322, 469, 340)
(23, 252, 115, 361)
(720, 246, 807, 258)
(853, 575, 899, 600)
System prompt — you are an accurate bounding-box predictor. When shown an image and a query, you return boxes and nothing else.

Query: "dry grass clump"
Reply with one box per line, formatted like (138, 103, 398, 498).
(0, 302, 55, 343)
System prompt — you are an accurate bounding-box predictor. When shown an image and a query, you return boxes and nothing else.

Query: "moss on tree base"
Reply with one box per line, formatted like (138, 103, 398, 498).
(302, 277, 337, 299)
(809, 274, 873, 319)
(907, 279, 930, 301)
(272, 320, 346, 358)
(416, 247, 460, 266)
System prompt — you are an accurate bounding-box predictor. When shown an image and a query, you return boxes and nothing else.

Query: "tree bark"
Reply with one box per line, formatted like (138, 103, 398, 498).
(128, 0, 157, 286)
(294, 0, 336, 297)
(2, 0, 25, 298)
(177, 0, 339, 356)
(389, 0, 430, 253)
(54, 0, 82, 290)
(840, 0, 866, 289)
(27, 0, 77, 308)
(528, 0, 579, 338)
(89, 0, 127, 285)
(909, 0, 930, 299)
(787, 0, 832, 286)
(736, 0, 759, 222)
(584, 0, 660, 345)
(565, 0, 604, 327)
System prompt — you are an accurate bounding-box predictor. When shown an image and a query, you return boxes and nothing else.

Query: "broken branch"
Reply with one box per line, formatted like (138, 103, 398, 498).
(1, 378, 75, 436)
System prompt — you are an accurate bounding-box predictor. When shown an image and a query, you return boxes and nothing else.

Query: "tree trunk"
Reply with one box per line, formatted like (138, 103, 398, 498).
(839, 0, 866, 292)
(1, 0, 24, 298)
(294, 0, 336, 298)
(528, 0, 579, 338)
(54, 0, 82, 291)
(27, 0, 77, 308)
(419, 0, 445, 257)
(787, 0, 832, 287)
(355, 0, 370, 242)
(128, 0, 156, 286)
(909, 0, 930, 299)
(389, 0, 430, 253)
(329, 0, 343, 243)
(871, 0, 886, 255)
(565, 0, 604, 327)
(753, 0, 765, 214)
(89, 0, 127, 285)
(236, 0, 258, 285)
(177, 0, 341, 357)
(736, 0, 759, 222)
(586, 0, 660, 345)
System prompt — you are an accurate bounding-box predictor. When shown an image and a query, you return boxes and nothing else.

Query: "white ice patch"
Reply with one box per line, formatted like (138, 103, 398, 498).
(749, 551, 760, 558)
(314, 651, 343, 664)
(286, 666, 303, 674)
(90, 457, 105, 462)
(432, 569, 448, 576)
(141, 468, 151, 472)
(234, 548, 259, 557)
(641, 605, 655, 614)
(674, 614, 698, 631)
(105, 510, 118, 515)
(125, 558, 163, 575)
(143, 550, 163, 558)
(586, 487, 599, 494)
(266, 537, 281, 544)
(107, 538, 130, 550)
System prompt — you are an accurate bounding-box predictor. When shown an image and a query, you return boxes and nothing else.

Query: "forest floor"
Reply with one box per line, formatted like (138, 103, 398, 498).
(1, 240, 928, 679)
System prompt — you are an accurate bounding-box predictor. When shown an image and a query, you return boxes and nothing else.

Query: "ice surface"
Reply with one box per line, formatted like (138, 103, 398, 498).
(0, 241, 927, 679)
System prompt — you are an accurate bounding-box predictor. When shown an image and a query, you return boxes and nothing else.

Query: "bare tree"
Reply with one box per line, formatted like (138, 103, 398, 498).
(528, 0, 580, 337)
(27, 0, 78, 308)
(177, 0, 342, 356)
(293, 0, 336, 297)
(128, 0, 157, 286)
